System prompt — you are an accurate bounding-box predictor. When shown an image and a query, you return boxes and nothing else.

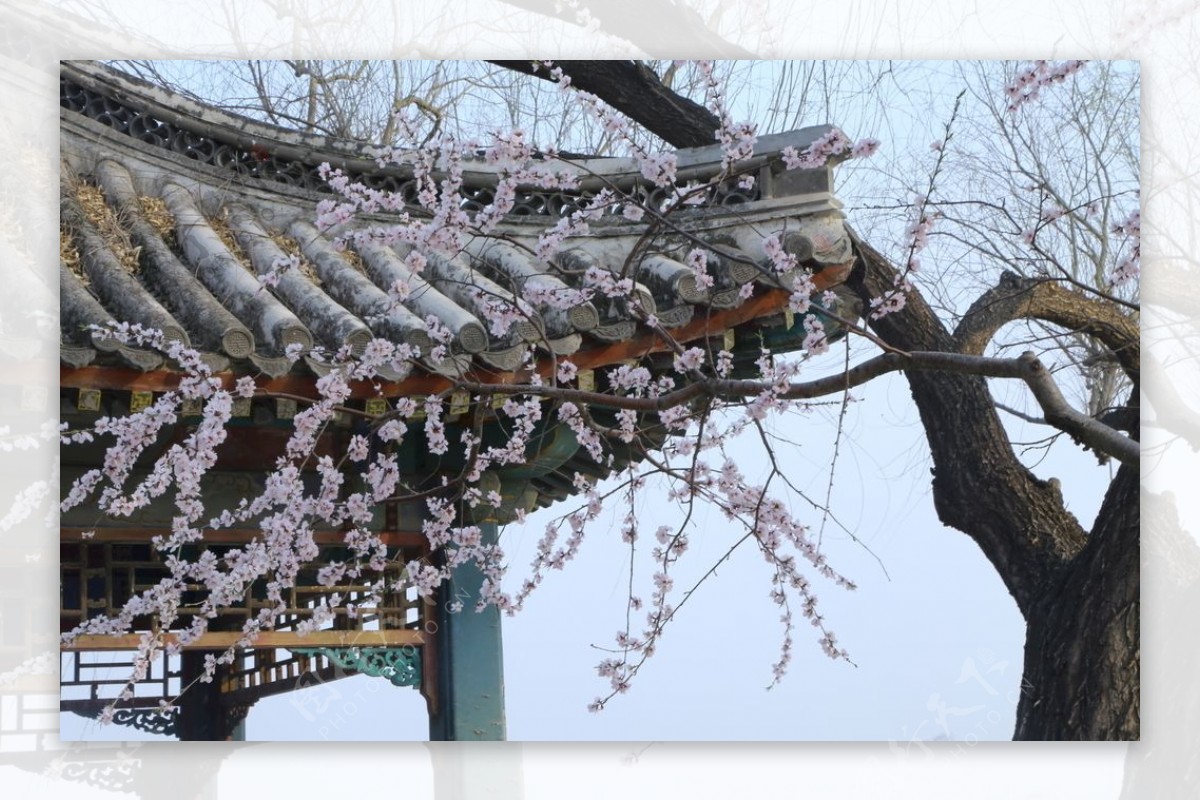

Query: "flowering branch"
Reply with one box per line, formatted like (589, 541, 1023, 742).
(1005, 60, 1088, 113)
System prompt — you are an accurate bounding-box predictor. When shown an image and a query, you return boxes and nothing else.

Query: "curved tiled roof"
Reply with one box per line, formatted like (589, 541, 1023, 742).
(59, 60, 858, 393)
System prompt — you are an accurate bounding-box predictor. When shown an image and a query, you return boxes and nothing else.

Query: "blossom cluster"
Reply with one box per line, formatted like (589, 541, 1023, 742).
(585, 400, 858, 710)
(695, 60, 758, 172)
(1110, 209, 1141, 287)
(781, 129, 880, 170)
(869, 274, 912, 320)
(1004, 60, 1088, 112)
(903, 194, 937, 274)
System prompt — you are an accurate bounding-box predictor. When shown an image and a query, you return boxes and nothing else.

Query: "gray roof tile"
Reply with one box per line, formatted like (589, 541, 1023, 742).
(59, 61, 856, 384)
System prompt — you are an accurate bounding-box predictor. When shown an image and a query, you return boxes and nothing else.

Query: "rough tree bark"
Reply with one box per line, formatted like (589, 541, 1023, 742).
(523, 60, 1142, 741)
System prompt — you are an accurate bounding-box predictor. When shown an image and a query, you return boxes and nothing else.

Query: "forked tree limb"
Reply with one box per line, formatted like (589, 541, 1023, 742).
(955, 270, 1140, 380)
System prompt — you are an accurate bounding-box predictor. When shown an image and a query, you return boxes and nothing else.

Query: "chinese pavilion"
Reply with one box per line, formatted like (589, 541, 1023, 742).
(58, 60, 858, 741)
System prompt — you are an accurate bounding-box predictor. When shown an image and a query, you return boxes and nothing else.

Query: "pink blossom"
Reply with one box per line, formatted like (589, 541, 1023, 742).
(869, 289, 907, 319)
(850, 138, 880, 159)
(782, 129, 851, 169)
(802, 316, 829, 355)
(557, 360, 578, 385)
(637, 151, 678, 187)
(673, 347, 706, 373)
(685, 248, 714, 290)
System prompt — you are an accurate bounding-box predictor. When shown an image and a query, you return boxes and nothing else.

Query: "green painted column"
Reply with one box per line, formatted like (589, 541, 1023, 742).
(428, 521, 507, 741)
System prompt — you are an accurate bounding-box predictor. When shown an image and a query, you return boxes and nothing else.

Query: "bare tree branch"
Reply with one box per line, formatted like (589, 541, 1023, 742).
(956, 270, 1140, 381)
(489, 60, 723, 148)
(384, 347, 1139, 466)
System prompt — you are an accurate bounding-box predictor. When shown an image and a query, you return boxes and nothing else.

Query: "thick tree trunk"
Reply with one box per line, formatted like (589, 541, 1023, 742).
(1015, 463, 1139, 739)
